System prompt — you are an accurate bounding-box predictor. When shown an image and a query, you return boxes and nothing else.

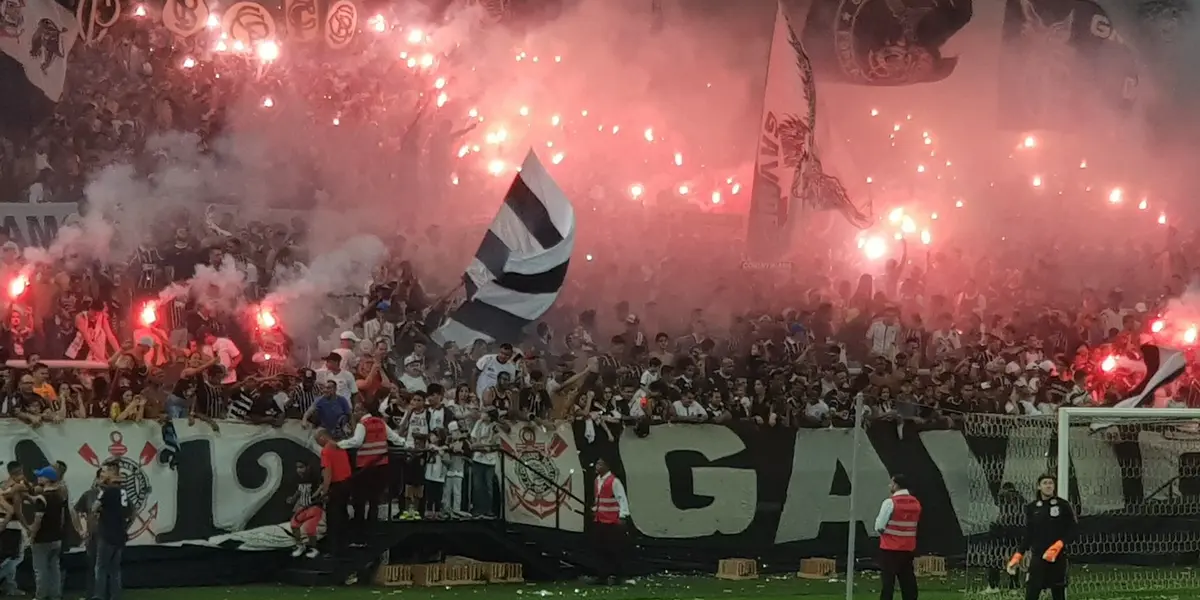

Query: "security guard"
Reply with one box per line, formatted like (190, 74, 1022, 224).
(874, 474, 920, 600)
(1007, 474, 1076, 600)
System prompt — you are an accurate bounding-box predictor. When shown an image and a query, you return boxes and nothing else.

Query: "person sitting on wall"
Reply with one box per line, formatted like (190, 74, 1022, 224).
(287, 461, 324, 559)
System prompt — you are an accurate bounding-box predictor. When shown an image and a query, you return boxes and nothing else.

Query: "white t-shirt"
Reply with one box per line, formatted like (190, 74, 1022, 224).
(398, 373, 428, 393)
(206, 337, 241, 384)
(475, 354, 517, 397)
(470, 420, 499, 466)
(804, 400, 830, 420)
(316, 367, 358, 400)
(671, 400, 708, 419)
(332, 347, 358, 371)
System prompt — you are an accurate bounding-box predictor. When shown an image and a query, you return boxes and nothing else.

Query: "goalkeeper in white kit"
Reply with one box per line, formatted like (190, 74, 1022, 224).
(1007, 475, 1076, 600)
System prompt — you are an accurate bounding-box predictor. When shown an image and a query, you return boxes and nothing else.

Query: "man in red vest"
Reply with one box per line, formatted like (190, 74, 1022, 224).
(590, 458, 629, 585)
(874, 473, 921, 600)
(339, 400, 406, 539)
(317, 428, 353, 555)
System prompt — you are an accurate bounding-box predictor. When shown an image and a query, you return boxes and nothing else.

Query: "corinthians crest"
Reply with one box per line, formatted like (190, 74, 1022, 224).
(79, 431, 159, 540)
(500, 425, 573, 519)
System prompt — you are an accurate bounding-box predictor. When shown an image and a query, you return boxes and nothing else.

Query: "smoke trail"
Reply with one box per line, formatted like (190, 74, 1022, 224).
(263, 234, 389, 333)
(158, 255, 249, 314)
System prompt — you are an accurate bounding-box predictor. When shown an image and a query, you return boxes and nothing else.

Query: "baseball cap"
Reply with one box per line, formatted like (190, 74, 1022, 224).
(34, 466, 58, 482)
(340, 331, 360, 342)
(403, 355, 420, 366)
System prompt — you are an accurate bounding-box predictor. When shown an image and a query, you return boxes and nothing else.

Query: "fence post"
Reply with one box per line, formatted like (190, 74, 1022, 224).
(845, 394, 865, 600)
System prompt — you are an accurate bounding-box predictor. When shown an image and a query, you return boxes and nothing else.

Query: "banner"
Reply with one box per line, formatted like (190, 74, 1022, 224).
(0, 203, 77, 248)
(748, 3, 868, 260)
(997, 0, 1138, 131)
(498, 421, 585, 530)
(162, 0, 211, 38)
(0, 0, 79, 101)
(798, 0, 975, 86)
(1, 420, 319, 550)
(7, 417, 1197, 572)
(551, 420, 1200, 569)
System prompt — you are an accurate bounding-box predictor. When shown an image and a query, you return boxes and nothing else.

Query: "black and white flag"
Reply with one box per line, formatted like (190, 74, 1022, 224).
(1112, 344, 1187, 410)
(747, 1, 870, 260)
(433, 150, 576, 347)
(0, 0, 77, 101)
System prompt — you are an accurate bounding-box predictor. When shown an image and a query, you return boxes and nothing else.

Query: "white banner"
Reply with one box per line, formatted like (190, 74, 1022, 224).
(0, 0, 79, 101)
(498, 421, 585, 532)
(0, 203, 77, 248)
(1, 419, 319, 550)
(2, 419, 587, 547)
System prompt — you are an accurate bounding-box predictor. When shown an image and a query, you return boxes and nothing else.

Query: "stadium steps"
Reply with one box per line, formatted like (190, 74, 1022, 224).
(277, 519, 577, 585)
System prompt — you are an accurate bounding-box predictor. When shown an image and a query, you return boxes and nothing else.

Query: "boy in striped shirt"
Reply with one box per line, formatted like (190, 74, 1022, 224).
(287, 461, 324, 558)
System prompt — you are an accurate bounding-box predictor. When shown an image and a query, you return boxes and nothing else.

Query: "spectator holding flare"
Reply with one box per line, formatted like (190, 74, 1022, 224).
(1008, 475, 1076, 600)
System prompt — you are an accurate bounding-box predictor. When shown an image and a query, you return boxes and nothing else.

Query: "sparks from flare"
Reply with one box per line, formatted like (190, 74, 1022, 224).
(140, 302, 158, 326)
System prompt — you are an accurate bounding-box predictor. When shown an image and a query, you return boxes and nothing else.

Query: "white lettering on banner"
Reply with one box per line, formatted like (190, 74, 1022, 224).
(1138, 431, 1200, 507)
(498, 422, 585, 532)
(921, 430, 996, 535)
(1067, 427, 1123, 515)
(620, 424, 755, 538)
(774, 427, 889, 543)
(0, 419, 318, 550)
(0, 204, 78, 248)
(999, 423, 1054, 502)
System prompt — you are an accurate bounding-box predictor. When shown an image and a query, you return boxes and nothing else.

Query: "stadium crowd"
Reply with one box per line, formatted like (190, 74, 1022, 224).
(1, 1, 1199, 433)
(0, 0, 1195, 460)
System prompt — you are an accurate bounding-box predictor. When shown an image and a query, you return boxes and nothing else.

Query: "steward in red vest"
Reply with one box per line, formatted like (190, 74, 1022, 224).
(875, 474, 921, 600)
(356, 415, 390, 468)
(590, 459, 628, 585)
(338, 401, 405, 540)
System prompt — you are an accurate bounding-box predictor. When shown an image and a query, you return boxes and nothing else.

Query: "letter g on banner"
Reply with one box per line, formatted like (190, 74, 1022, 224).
(619, 424, 755, 538)
(324, 0, 357, 50)
(222, 1, 277, 48)
(162, 0, 210, 38)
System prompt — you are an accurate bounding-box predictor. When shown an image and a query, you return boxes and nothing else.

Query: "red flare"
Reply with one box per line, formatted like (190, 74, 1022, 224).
(1100, 355, 1117, 373)
(8, 274, 28, 299)
(140, 301, 157, 327)
(257, 307, 277, 329)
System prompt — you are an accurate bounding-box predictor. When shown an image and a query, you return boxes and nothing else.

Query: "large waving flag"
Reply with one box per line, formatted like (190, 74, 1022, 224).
(747, 1, 869, 260)
(433, 151, 576, 347)
(0, 0, 78, 135)
(1112, 344, 1187, 410)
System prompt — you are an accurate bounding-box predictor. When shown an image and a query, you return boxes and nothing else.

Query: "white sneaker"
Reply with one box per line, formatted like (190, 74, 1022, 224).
(980, 587, 999, 594)
(291, 545, 305, 558)
(305, 547, 319, 558)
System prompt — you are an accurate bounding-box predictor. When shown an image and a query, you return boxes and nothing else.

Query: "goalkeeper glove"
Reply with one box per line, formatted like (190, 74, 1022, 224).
(1006, 553, 1022, 575)
(1042, 540, 1064, 563)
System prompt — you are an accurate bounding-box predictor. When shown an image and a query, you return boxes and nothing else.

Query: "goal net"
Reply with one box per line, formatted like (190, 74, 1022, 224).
(963, 410, 1200, 598)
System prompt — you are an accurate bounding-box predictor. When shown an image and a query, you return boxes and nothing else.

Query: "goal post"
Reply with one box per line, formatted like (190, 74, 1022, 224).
(1055, 407, 1200, 494)
(963, 409, 1200, 598)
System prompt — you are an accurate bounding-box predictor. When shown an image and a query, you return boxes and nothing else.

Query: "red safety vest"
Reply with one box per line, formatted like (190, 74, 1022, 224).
(879, 492, 921, 552)
(356, 416, 389, 468)
(594, 473, 622, 525)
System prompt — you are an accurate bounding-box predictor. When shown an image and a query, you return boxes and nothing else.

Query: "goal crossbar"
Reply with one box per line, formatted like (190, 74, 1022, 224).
(1056, 407, 1200, 499)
